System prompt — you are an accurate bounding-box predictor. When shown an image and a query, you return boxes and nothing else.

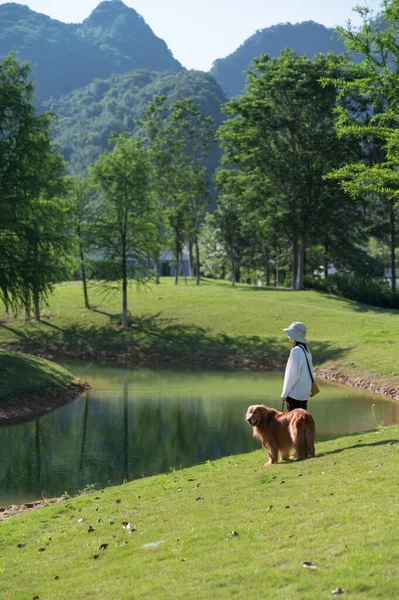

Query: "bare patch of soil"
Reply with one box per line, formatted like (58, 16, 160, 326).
(0, 497, 64, 521)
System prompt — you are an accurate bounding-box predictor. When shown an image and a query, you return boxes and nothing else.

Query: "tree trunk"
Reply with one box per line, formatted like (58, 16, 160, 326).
(32, 239, 40, 320)
(79, 242, 90, 309)
(155, 261, 160, 285)
(188, 239, 194, 277)
(122, 235, 128, 328)
(324, 238, 329, 279)
(230, 250, 236, 287)
(34, 291, 41, 321)
(262, 243, 270, 286)
(24, 291, 31, 322)
(390, 200, 396, 292)
(291, 234, 299, 290)
(195, 237, 201, 285)
(275, 252, 280, 287)
(182, 252, 188, 286)
(296, 235, 306, 290)
(175, 248, 179, 285)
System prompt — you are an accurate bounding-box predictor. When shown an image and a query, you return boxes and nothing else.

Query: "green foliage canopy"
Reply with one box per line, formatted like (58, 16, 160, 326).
(218, 50, 360, 289)
(0, 53, 71, 317)
(91, 136, 157, 327)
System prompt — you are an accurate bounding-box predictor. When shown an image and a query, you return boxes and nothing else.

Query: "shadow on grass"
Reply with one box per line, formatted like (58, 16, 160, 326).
(37, 319, 64, 331)
(309, 291, 399, 315)
(316, 437, 399, 457)
(89, 306, 115, 318)
(235, 285, 297, 293)
(313, 428, 399, 457)
(263, 433, 399, 468)
(199, 279, 297, 293)
(1, 312, 350, 366)
(0, 323, 32, 341)
(235, 282, 399, 315)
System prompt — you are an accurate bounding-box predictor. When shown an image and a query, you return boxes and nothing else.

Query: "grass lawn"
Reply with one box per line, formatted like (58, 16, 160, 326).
(0, 351, 77, 405)
(1, 426, 399, 599)
(0, 278, 398, 390)
(1, 281, 399, 598)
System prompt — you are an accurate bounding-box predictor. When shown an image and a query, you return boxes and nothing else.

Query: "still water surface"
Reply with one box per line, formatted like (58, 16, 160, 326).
(1, 362, 399, 506)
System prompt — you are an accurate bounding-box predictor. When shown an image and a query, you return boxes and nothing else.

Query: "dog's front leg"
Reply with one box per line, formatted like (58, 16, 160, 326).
(266, 444, 279, 465)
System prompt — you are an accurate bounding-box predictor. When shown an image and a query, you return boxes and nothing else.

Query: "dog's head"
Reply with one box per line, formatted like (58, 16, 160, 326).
(246, 405, 268, 427)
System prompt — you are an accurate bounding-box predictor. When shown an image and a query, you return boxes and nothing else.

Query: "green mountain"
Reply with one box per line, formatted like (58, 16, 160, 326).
(0, 1, 183, 100)
(0, 3, 361, 182)
(78, 1, 181, 73)
(44, 69, 226, 184)
(211, 21, 349, 98)
(0, 1, 225, 188)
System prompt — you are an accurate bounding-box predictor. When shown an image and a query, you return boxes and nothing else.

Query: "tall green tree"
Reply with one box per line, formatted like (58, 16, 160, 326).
(218, 50, 359, 289)
(169, 99, 215, 285)
(324, 1, 399, 290)
(139, 96, 215, 285)
(214, 169, 248, 286)
(0, 53, 71, 317)
(139, 95, 185, 284)
(230, 169, 287, 286)
(198, 213, 229, 280)
(91, 136, 156, 328)
(67, 175, 96, 309)
(20, 194, 72, 320)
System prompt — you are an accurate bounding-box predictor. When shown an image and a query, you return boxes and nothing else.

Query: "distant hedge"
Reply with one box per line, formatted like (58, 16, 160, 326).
(307, 274, 399, 309)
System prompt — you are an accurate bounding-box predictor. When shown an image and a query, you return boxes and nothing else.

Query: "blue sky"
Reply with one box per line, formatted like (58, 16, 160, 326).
(1, 0, 383, 70)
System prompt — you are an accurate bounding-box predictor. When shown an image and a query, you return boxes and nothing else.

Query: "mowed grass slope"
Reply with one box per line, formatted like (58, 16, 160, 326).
(1, 428, 399, 599)
(0, 350, 76, 404)
(0, 279, 398, 387)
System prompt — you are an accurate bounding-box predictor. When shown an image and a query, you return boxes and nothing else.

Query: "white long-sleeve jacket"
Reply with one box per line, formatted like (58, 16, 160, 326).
(281, 345, 314, 401)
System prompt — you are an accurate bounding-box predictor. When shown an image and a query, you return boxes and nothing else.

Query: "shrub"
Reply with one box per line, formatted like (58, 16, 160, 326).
(306, 274, 399, 309)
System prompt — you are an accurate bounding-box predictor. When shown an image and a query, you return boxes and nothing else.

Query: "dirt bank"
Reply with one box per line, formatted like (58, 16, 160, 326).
(0, 497, 64, 521)
(315, 367, 399, 401)
(7, 344, 399, 402)
(0, 379, 90, 424)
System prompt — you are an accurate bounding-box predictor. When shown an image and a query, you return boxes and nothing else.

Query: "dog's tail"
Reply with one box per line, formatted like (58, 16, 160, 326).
(305, 415, 316, 458)
(291, 413, 316, 459)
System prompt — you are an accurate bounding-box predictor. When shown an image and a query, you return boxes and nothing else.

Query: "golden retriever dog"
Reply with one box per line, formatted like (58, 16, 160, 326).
(246, 404, 315, 465)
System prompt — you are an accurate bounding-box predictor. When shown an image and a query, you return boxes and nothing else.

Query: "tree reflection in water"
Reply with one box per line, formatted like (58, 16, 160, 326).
(0, 364, 398, 506)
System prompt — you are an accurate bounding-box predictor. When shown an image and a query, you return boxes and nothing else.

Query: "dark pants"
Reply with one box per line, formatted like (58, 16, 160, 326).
(286, 396, 308, 412)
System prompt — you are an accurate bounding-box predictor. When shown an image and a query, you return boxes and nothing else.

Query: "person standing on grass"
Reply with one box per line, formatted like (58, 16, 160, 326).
(281, 321, 314, 412)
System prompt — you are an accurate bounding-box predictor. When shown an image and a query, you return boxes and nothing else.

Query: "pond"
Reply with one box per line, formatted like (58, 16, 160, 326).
(1, 362, 398, 507)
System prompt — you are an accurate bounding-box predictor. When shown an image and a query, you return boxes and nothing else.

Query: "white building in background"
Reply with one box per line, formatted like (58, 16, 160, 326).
(316, 265, 339, 279)
(158, 249, 191, 277)
(384, 268, 399, 288)
(87, 248, 192, 279)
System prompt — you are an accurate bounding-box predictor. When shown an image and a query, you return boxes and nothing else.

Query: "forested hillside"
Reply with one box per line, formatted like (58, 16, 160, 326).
(45, 69, 226, 177)
(211, 21, 350, 98)
(1, 0, 396, 304)
(0, 1, 183, 100)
